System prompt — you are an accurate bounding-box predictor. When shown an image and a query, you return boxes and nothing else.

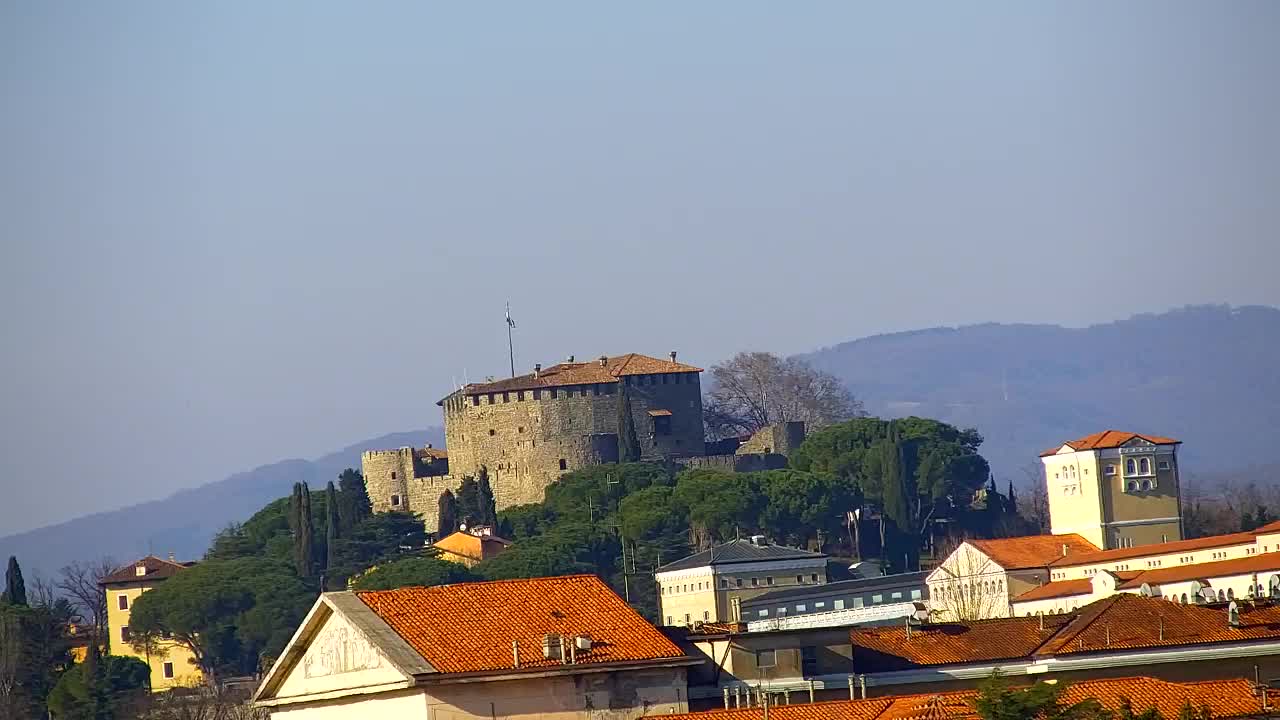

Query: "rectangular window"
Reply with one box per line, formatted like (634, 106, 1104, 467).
(558, 459, 567, 470)
(163, 662, 174, 679)
(488, 393, 495, 404)
(758, 610, 768, 618)
(120, 626, 131, 642)
(852, 597, 864, 608)
(683, 613, 690, 624)
(735, 578, 743, 588)
(118, 594, 129, 610)
(502, 392, 510, 403)
(890, 591, 903, 600)
(871, 594, 883, 604)
(796, 575, 804, 584)
(662, 374, 669, 384)
(834, 599, 845, 610)
(766, 576, 774, 585)
(517, 391, 525, 401)
(703, 610, 710, 621)
(1104, 464, 1116, 476)
(911, 589, 922, 600)
(1158, 461, 1171, 470)
(390, 471, 397, 480)
(390, 494, 401, 507)
(751, 577, 759, 587)
(796, 603, 806, 612)
(666, 616, 672, 625)
(814, 601, 826, 609)
(811, 573, 819, 582)
(533, 389, 541, 400)
(550, 388, 558, 399)
(777, 607, 787, 616)
(801, 646, 818, 676)
(756, 649, 776, 668)
(720, 579, 729, 589)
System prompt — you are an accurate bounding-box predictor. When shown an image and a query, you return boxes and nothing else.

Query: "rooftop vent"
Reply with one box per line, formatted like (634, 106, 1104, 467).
(1228, 600, 1241, 628)
(566, 355, 575, 363)
(670, 351, 678, 362)
(599, 355, 608, 367)
(541, 633, 563, 661)
(749, 535, 767, 547)
(574, 634, 593, 651)
(534, 363, 541, 378)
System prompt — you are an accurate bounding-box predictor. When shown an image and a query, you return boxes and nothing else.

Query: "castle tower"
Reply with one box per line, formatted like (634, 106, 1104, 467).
(1040, 430, 1183, 550)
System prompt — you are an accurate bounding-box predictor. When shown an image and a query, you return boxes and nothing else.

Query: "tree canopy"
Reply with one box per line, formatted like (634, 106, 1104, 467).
(350, 556, 478, 592)
(702, 351, 863, 438)
(46, 651, 150, 720)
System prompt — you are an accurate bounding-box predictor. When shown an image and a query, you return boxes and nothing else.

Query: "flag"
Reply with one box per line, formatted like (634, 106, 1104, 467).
(506, 303, 516, 328)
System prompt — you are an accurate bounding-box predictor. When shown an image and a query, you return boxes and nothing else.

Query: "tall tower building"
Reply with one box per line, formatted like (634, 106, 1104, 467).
(1040, 431, 1183, 550)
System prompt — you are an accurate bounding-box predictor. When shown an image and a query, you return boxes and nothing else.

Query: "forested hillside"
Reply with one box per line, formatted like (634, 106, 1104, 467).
(803, 305, 1280, 480)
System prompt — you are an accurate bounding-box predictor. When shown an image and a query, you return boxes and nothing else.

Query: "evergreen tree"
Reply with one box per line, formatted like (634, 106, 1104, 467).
(617, 387, 641, 463)
(336, 468, 371, 532)
(880, 431, 915, 572)
(1006, 480, 1017, 514)
(289, 483, 315, 579)
(456, 476, 481, 527)
(325, 481, 340, 580)
(477, 468, 498, 527)
(437, 490, 459, 537)
(3, 556, 27, 606)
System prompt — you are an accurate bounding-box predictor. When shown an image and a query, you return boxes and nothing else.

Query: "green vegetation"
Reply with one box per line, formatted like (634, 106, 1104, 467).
(0, 584, 77, 717)
(4, 555, 27, 606)
(973, 673, 1109, 719)
(350, 556, 477, 591)
(437, 489, 459, 536)
(618, 386, 641, 462)
(46, 649, 150, 720)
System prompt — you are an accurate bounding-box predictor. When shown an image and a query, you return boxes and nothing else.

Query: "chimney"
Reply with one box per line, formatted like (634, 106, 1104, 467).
(512, 640, 520, 668)
(670, 351, 678, 363)
(534, 363, 541, 378)
(567, 355, 575, 363)
(168, 552, 176, 562)
(1062, 544, 1069, 557)
(599, 355, 608, 367)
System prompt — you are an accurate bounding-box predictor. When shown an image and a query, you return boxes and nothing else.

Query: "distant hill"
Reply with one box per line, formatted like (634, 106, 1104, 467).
(801, 304, 1280, 482)
(0, 429, 443, 579)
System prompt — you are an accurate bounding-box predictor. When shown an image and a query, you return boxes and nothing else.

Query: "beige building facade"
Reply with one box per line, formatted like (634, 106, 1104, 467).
(255, 576, 697, 720)
(1041, 430, 1183, 550)
(655, 538, 828, 626)
(101, 556, 203, 690)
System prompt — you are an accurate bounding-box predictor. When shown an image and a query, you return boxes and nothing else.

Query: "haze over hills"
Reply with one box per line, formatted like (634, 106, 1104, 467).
(0, 429, 443, 579)
(803, 304, 1280, 480)
(5, 304, 1278, 578)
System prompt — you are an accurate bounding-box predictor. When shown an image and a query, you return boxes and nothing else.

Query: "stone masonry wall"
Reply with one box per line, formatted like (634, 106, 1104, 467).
(362, 448, 461, 534)
(439, 370, 703, 511)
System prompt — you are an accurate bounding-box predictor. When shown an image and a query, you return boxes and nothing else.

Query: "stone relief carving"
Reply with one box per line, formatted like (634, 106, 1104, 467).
(302, 623, 383, 678)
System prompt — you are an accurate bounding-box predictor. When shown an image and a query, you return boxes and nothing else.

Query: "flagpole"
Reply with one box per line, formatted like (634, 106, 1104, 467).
(506, 302, 516, 378)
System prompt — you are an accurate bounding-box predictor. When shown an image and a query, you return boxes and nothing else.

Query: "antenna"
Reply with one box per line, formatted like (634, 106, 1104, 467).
(505, 301, 517, 378)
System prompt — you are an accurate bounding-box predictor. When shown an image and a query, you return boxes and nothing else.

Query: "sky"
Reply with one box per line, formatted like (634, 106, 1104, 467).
(1, 2, 1278, 535)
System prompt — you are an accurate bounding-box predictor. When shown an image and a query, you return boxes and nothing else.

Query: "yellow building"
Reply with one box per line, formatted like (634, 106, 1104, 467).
(431, 527, 511, 568)
(100, 555, 203, 690)
(654, 537, 828, 626)
(1040, 430, 1183, 550)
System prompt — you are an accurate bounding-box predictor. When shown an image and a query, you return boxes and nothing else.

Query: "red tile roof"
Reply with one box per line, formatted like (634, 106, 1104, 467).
(1049, 532, 1257, 568)
(99, 555, 193, 586)
(1115, 552, 1280, 590)
(664, 677, 1272, 720)
(851, 614, 1074, 668)
(356, 575, 685, 674)
(967, 534, 1099, 570)
(445, 353, 702, 398)
(1254, 519, 1280, 535)
(1012, 578, 1096, 603)
(854, 594, 1280, 671)
(1040, 430, 1180, 457)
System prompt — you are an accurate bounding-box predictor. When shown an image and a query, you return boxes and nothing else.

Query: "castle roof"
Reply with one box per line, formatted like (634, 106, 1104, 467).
(1039, 430, 1181, 457)
(439, 353, 702, 402)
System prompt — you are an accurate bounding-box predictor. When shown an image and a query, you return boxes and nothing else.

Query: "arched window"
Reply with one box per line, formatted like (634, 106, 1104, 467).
(1126, 458, 1137, 475)
(1227, 588, 1235, 600)
(1141, 480, 1152, 491)
(1128, 481, 1139, 492)
(1181, 593, 1188, 604)
(1140, 458, 1150, 474)
(1218, 589, 1226, 601)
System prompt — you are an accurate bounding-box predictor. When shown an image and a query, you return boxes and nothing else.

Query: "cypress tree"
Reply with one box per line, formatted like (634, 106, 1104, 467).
(456, 476, 480, 526)
(290, 483, 315, 578)
(336, 468, 371, 532)
(437, 490, 459, 538)
(3, 556, 27, 606)
(1007, 480, 1018, 515)
(325, 481, 340, 576)
(477, 469, 498, 528)
(617, 386, 641, 463)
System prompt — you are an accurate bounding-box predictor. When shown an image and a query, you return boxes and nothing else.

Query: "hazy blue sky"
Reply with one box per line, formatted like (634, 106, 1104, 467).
(2, 2, 1277, 534)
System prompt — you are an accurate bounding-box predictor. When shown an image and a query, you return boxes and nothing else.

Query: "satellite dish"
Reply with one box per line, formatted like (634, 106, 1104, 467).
(459, 522, 468, 531)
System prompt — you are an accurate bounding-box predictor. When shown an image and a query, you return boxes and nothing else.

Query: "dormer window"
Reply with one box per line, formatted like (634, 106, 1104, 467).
(135, 565, 147, 577)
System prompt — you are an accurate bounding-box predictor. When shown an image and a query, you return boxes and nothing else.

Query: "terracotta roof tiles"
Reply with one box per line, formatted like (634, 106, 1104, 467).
(967, 534, 1099, 570)
(663, 677, 1271, 720)
(99, 555, 193, 586)
(1012, 578, 1096, 603)
(1050, 532, 1257, 568)
(851, 614, 1074, 668)
(1040, 430, 1180, 457)
(1116, 551, 1280, 589)
(444, 353, 702, 399)
(356, 574, 685, 674)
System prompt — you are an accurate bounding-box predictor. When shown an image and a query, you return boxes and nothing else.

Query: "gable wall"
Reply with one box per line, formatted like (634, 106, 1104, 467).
(274, 609, 409, 700)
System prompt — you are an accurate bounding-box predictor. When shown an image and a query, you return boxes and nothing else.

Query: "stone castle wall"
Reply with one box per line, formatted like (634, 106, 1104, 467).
(440, 371, 703, 510)
(362, 448, 461, 533)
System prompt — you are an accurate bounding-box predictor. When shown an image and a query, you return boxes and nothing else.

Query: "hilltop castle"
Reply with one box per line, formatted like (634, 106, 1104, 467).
(362, 352, 706, 530)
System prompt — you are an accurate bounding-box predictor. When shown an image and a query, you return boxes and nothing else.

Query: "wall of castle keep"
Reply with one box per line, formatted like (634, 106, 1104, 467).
(439, 372, 703, 511)
(362, 448, 461, 533)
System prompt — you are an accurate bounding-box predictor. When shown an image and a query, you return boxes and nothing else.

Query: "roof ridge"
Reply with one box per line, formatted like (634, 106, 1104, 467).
(1034, 595, 1125, 656)
(355, 573, 598, 596)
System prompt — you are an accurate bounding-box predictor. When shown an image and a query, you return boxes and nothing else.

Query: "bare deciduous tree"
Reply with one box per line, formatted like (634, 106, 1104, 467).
(703, 352, 863, 439)
(58, 557, 116, 640)
(927, 538, 1010, 621)
(1018, 463, 1050, 534)
(137, 684, 268, 720)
